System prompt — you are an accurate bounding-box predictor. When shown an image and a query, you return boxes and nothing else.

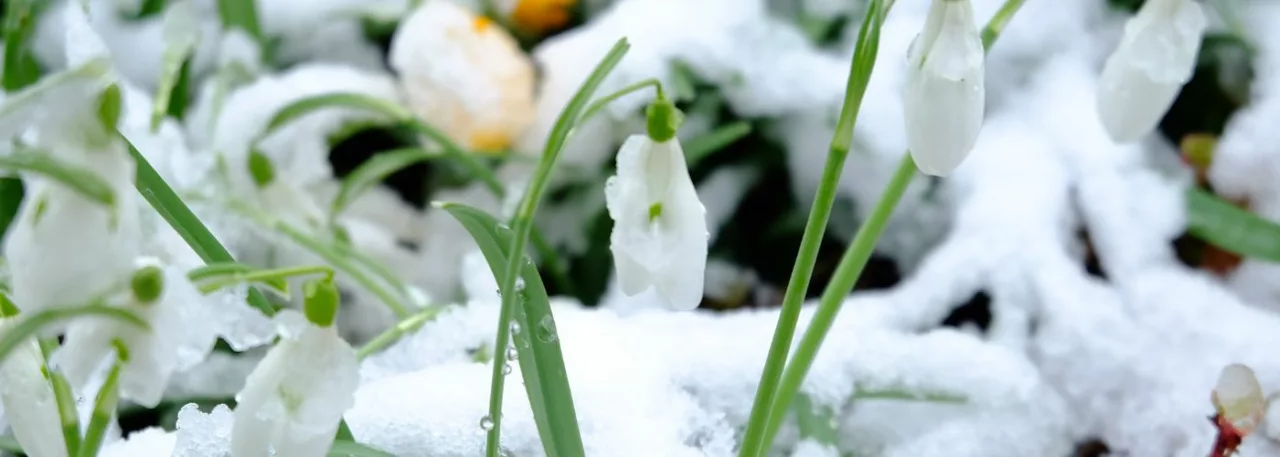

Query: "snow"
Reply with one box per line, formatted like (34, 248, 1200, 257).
(5, 0, 1280, 456)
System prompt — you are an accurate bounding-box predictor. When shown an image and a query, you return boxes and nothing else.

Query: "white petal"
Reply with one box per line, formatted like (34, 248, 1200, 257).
(231, 310, 358, 455)
(1096, 0, 1205, 143)
(3, 146, 140, 314)
(63, 1, 112, 68)
(903, 0, 985, 177)
(0, 320, 69, 457)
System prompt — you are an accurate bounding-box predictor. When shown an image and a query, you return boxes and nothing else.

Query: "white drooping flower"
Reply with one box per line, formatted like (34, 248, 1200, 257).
(604, 98, 708, 311)
(0, 316, 68, 457)
(903, 0, 986, 177)
(1096, 0, 1205, 143)
(390, 0, 536, 152)
(231, 293, 358, 457)
(0, 8, 142, 314)
(56, 259, 270, 408)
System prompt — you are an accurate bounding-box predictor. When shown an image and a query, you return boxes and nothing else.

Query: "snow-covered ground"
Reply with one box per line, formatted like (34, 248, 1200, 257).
(3, 0, 1280, 456)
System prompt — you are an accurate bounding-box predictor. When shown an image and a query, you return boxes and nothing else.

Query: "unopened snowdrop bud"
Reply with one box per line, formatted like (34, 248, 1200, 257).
(130, 265, 165, 304)
(903, 0, 985, 177)
(232, 310, 359, 457)
(604, 96, 708, 311)
(303, 277, 340, 328)
(1212, 363, 1265, 437)
(390, 0, 536, 152)
(1096, 0, 1205, 143)
(0, 318, 68, 457)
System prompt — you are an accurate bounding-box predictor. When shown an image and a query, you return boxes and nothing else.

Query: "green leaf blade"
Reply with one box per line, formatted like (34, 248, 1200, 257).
(331, 148, 441, 217)
(437, 202, 584, 457)
(0, 150, 116, 207)
(1186, 187, 1280, 262)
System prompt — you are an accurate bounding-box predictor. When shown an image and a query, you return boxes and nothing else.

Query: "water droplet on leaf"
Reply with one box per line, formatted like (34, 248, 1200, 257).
(480, 415, 494, 431)
(535, 315, 558, 343)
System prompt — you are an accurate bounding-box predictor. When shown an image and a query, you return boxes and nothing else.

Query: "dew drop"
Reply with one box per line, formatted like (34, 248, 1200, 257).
(515, 277, 526, 291)
(503, 363, 513, 375)
(506, 346, 519, 361)
(535, 315, 558, 343)
(509, 320, 521, 335)
(480, 415, 494, 431)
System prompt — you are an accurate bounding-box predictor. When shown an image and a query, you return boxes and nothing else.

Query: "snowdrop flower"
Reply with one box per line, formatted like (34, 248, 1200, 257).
(55, 259, 242, 407)
(604, 96, 708, 311)
(232, 279, 358, 457)
(903, 0, 985, 177)
(1096, 0, 1205, 143)
(0, 304, 68, 457)
(0, 63, 142, 313)
(390, 0, 536, 152)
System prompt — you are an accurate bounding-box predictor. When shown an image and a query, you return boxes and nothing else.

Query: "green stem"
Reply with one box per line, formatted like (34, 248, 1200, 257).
(195, 264, 334, 294)
(75, 357, 122, 457)
(575, 78, 664, 129)
(483, 38, 630, 457)
(356, 305, 447, 360)
(758, 0, 1028, 450)
(759, 156, 916, 448)
(240, 206, 411, 318)
(736, 1, 890, 455)
(39, 339, 81, 457)
(979, 0, 1024, 49)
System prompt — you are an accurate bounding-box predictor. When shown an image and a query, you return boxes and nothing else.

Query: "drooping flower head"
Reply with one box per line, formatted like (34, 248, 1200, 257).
(605, 95, 708, 311)
(903, 0, 986, 177)
(1096, 0, 1205, 143)
(231, 279, 358, 457)
(1, 5, 142, 314)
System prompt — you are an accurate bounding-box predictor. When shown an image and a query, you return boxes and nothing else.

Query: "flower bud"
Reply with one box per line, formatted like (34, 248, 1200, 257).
(903, 0, 986, 177)
(1096, 0, 1205, 143)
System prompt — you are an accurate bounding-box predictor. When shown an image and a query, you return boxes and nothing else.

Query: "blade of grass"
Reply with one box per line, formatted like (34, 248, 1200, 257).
(736, 1, 890, 454)
(216, 0, 263, 43)
(1186, 187, 1280, 262)
(757, 0, 1029, 450)
(330, 147, 443, 217)
(438, 202, 578, 457)
(484, 37, 629, 457)
(2, 0, 41, 91)
(125, 138, 276, 315)
(683, 121, 753, 167)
